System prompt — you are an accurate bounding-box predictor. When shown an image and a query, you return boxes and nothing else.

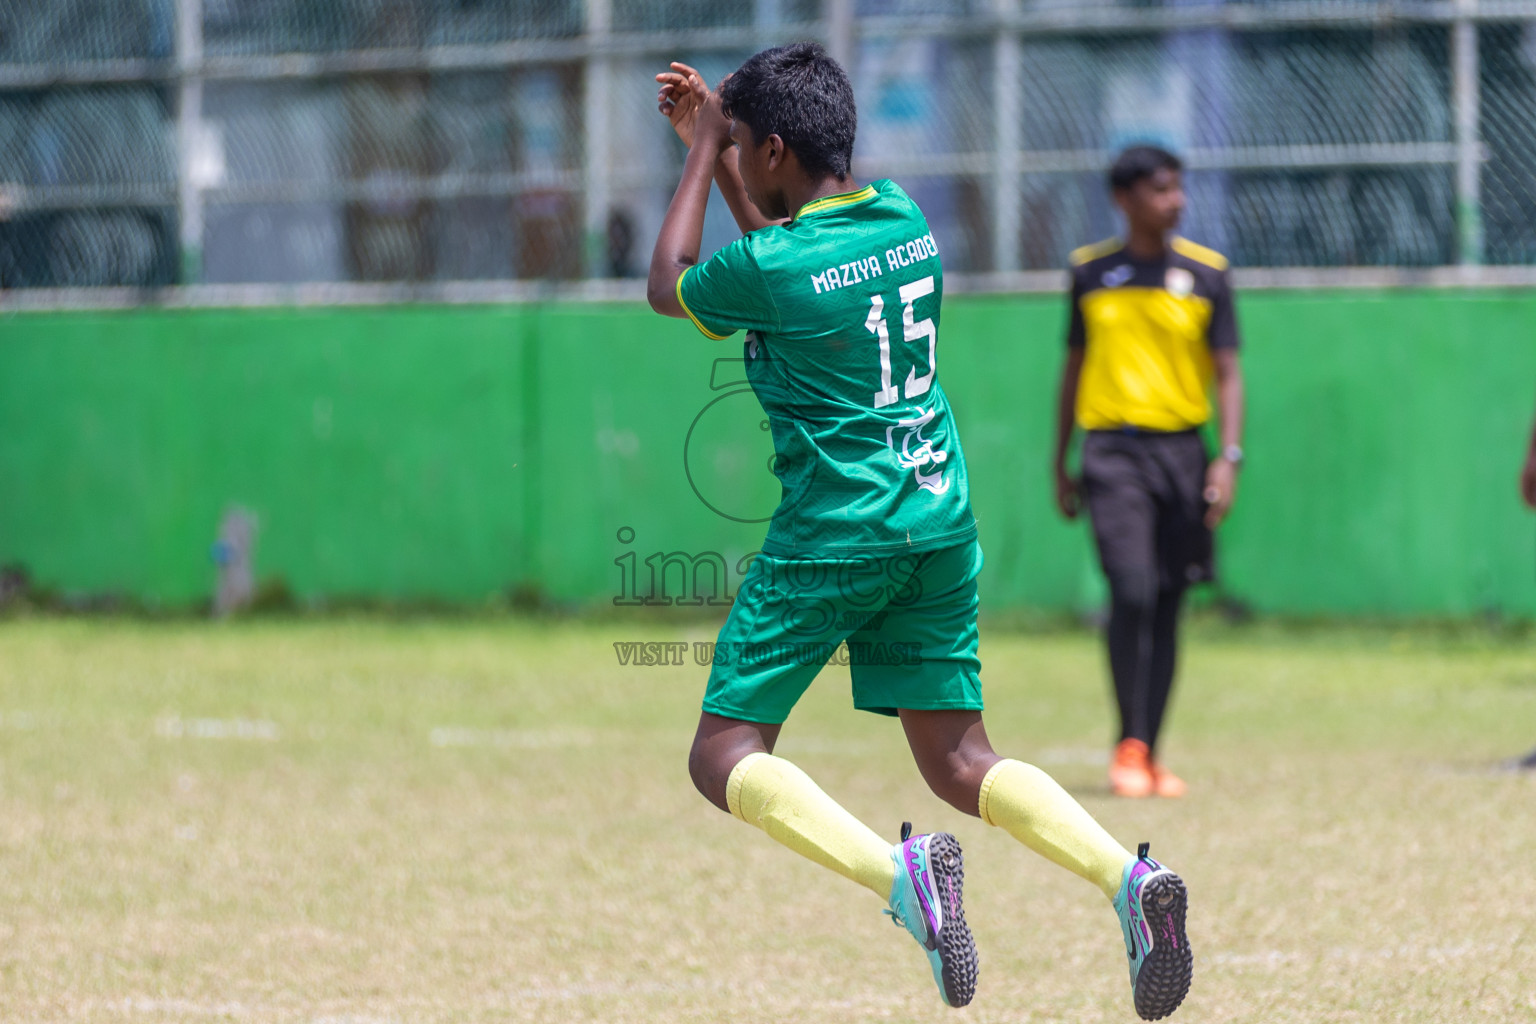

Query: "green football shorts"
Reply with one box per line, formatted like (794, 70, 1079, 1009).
(701, 540, 984, 723)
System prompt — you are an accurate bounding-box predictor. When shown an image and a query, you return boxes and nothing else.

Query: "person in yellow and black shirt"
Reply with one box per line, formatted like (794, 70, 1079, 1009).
(1516, 402, 1536, 770)
(1052, 145, 1246, 799)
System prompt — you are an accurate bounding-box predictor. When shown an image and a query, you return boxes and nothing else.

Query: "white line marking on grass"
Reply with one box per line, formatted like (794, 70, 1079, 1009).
(109, 997, 256, 1017)
(1427, 761, 1536, 778)
(0, 710, 39, 730)
(1035, 746, 1110, 766)
(428, 726, 593, 749)
(504, 977, 717, 1001)
(1211, 941, 1506, 968)
(156, 716, 281, 741)
(87, 997, 402, 1022)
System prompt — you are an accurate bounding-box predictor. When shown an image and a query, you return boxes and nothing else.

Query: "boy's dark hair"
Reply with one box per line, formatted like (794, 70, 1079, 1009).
(1109, 145, 1183, 192)
(718, 42, 857, 180)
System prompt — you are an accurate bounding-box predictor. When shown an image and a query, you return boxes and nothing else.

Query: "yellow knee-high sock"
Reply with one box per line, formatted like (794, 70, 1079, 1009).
(978, 758, 1132, 899)
(726, 752, 896, 899)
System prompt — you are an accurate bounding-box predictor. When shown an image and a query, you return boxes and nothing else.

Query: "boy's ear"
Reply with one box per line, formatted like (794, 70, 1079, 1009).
(765, 133, 786, 172)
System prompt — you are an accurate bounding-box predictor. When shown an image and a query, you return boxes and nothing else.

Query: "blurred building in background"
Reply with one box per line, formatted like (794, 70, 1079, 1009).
(0, 0, 1533, 293)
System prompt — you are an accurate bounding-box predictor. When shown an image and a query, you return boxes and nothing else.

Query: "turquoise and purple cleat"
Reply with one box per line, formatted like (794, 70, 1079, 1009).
(1113, 842, 1193, 1020)
(884, 822, 977, 1007)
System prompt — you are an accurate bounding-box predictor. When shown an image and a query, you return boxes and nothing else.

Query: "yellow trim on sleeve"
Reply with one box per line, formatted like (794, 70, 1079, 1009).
(675, 265, 733, 341)
(1170, 236, 1229, 271)
(795, 184, 878, 219)
(1069, 237, 1123, 266)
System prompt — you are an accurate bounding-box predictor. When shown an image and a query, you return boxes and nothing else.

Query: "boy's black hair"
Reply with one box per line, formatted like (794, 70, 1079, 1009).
(718, 42, 857, 180)
(1109, 145, 1183, 191)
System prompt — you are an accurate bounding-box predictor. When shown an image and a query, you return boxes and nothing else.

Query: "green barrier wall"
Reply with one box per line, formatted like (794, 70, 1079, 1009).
(1, 291, 1533, 615)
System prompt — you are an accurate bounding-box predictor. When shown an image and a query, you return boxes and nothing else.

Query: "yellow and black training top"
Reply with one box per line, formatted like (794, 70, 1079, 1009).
(1066, 236, 1238, 432)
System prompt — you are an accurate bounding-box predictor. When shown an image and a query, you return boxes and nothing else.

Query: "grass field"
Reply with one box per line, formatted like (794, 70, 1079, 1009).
(0, 616, 1533, 1023)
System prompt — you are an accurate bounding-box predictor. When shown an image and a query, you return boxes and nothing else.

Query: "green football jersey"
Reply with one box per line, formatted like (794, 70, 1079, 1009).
(677, 179, 976, 557)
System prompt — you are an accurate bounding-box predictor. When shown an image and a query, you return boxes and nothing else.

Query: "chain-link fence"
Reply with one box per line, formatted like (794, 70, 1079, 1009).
(0, 0, 1533, 296)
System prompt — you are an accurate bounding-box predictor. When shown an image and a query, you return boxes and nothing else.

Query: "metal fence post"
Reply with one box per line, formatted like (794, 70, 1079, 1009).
(992, 0, 1021, 274)
(584, 0, 614, 279)
(824, 0, 853, 74)
(175, 0, 204, 283)
(755, 0, 785, 46)
(1453, 0, 1484, 268)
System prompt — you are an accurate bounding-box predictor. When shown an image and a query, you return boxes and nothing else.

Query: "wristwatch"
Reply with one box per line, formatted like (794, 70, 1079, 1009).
(1220, 444, 1244, 466)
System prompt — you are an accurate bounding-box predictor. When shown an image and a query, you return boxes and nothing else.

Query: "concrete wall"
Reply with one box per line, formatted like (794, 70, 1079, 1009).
(2, 291, 1532, 615)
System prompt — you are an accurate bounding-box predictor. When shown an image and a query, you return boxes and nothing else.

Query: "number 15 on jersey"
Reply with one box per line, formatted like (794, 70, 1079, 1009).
(865, 275, 936, 410)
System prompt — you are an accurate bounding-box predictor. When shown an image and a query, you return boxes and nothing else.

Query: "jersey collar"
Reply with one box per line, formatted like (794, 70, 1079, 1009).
(794, 184, 878, 220)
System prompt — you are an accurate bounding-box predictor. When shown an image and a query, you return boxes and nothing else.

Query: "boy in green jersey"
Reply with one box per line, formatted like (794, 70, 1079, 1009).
(646, 44, 1192, 1018)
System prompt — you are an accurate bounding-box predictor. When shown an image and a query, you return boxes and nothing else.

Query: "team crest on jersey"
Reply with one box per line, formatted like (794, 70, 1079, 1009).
(886, 408, 950, 495)
(1165, 267, 1195, 297)
(1102, 264, 1134, 288)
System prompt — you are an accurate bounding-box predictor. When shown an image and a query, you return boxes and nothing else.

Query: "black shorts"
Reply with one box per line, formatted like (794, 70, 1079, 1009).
(1080, 429, 1214, 592)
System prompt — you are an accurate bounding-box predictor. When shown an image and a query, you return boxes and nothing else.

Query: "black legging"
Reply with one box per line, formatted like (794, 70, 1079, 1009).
(1080, 430, 1209, 756)
(1106, 574, 1186, 752)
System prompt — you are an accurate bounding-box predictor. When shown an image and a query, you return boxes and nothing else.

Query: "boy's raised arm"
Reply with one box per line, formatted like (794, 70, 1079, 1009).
(656, 63, 785, 235)
(647, 86, 732, 317)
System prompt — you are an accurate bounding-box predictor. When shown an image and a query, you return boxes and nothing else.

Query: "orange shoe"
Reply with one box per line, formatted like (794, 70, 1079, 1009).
(1109, 738, 1154, 798)
(1150, 760, 1187, 798)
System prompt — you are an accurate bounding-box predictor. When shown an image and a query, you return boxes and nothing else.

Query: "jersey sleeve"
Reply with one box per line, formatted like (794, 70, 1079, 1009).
(1206, 269, 1239, 350)
(676, 236, 780, 340)
(1065, 266, 1087, 349)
